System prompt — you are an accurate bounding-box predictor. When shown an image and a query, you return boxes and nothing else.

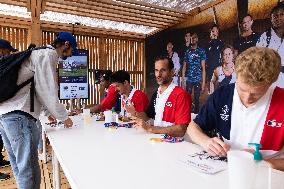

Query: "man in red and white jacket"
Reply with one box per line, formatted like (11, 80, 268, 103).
(111, 70, 149, 118)
(90, 70, 120, 113)
(133, 56, 192, 137)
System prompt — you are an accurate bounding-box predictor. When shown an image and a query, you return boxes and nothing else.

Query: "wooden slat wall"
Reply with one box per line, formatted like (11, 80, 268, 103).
(42, 31, 145, 106)
(0, 26, 29, 51)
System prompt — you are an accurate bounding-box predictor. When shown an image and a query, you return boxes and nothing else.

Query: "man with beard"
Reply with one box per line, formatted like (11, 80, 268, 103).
(257, 3, 284, 88)
(132, 56, 191, 137)
(233, 14, 260, 55)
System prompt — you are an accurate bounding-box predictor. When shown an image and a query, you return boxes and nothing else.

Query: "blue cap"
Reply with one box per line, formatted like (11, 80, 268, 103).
(0, 39, 17, 52)
(56, 32, 78, 55)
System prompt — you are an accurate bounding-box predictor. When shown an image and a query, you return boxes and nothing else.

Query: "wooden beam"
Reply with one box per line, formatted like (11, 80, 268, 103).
(56, 0, 182, 22)
(87, 0, 185, 18)
(41, 21, 146, 39)
(28, 0, 43, 46)
(212, 7, 218, 25)
(41, 0, 47, 13)
(237, 0, 248, 22)
(44, 2, 172, 28)
(0, 14, 31, 28)
(0, 0, 26, 7)
(115, 0, 187, 14)
(199, 0, 227, 11)
(27, 0, 31, 12)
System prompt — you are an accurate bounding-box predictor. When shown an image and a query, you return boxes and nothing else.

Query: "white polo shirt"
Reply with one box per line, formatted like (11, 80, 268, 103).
(228, 85, 284, 158)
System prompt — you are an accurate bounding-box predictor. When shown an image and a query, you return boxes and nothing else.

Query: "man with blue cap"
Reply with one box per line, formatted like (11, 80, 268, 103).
(0, 32, 78, 189)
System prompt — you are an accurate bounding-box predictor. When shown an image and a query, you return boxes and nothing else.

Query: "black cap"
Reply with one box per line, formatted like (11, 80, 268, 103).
(0, 39, 17, 52)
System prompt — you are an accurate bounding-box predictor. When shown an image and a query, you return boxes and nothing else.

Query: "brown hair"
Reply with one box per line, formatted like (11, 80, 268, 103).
(235, 47, 281, 86)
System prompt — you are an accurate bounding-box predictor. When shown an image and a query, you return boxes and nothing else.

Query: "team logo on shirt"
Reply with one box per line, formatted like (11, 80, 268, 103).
(267, 120, 282, 128)
(220, 105, 229, 121)
(165, 102, 172, 108)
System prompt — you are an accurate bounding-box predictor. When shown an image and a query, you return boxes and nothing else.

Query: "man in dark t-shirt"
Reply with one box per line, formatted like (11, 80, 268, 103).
(233, 14, 260, 54)
(206, 25, 224, 85)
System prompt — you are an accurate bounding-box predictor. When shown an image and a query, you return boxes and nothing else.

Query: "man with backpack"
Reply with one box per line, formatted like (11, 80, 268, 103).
(257, 3, 284, 88)
(0, 38, 16, 181)
(0, 32, 77, 189)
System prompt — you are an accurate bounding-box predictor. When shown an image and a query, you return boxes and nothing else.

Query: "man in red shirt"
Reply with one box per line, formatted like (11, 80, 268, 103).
(110, 70, 149, 118)
(133, 56, 192, 137)
(90, 70, 120, 113)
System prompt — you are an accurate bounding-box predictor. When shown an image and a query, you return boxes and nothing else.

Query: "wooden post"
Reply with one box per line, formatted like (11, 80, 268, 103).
(27, 0, 44, 46)
(237, 0, 248, 35)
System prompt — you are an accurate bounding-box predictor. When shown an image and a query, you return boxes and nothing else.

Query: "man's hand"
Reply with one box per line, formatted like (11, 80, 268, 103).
(125, 103, 136, 116)
(134, 119, 152, 132)
(202, 137, 230, 156)
(48, 115, 57, 124)
(64, 117, 73, 128)
(90, 105, 100, 113)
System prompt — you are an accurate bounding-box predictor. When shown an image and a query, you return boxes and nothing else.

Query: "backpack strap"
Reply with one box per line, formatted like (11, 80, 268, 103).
(30, 78, 35, 112)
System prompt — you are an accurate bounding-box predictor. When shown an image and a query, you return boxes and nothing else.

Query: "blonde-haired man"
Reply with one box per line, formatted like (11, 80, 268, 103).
(187, 47, 284, 171)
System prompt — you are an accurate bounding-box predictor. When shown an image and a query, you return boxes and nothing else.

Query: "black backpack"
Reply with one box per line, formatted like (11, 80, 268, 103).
(0, 47, 47, 112)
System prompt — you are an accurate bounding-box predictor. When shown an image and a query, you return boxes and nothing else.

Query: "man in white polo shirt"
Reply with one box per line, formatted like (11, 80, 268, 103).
(256, 3, 284, 88)
(187, 47, 284, 171)
(132, 56, 191, 137)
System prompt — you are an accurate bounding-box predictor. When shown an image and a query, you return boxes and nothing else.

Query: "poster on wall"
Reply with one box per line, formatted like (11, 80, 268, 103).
(58, 49, 89, 100)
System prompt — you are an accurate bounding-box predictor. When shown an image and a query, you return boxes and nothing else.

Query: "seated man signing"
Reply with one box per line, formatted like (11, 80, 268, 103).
(111, 70, 149, 119)
(132, 56, 192, 137)
(187, 47, 284, 171)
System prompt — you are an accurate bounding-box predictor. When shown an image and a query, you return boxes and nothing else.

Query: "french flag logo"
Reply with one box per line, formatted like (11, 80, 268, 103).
(267, 120, 282, 128)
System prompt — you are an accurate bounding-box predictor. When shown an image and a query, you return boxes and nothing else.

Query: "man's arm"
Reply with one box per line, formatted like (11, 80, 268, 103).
(187, 121, 230, 156)
(266, 159, 284, 171)
(89, 104, 101, 113)
(135, 119, 187, 137)
(89, 85, 118, 113)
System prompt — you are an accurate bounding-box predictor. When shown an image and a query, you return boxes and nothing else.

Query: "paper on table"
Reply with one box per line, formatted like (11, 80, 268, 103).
(179, 150, 227, 174)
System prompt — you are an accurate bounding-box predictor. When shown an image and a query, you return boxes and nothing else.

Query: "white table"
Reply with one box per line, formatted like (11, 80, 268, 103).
(40, 115, 284, 189)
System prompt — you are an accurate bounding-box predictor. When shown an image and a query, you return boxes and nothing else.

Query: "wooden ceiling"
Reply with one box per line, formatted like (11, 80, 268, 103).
(0, 0, 230, 38)
(174, 0, 281, 31)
